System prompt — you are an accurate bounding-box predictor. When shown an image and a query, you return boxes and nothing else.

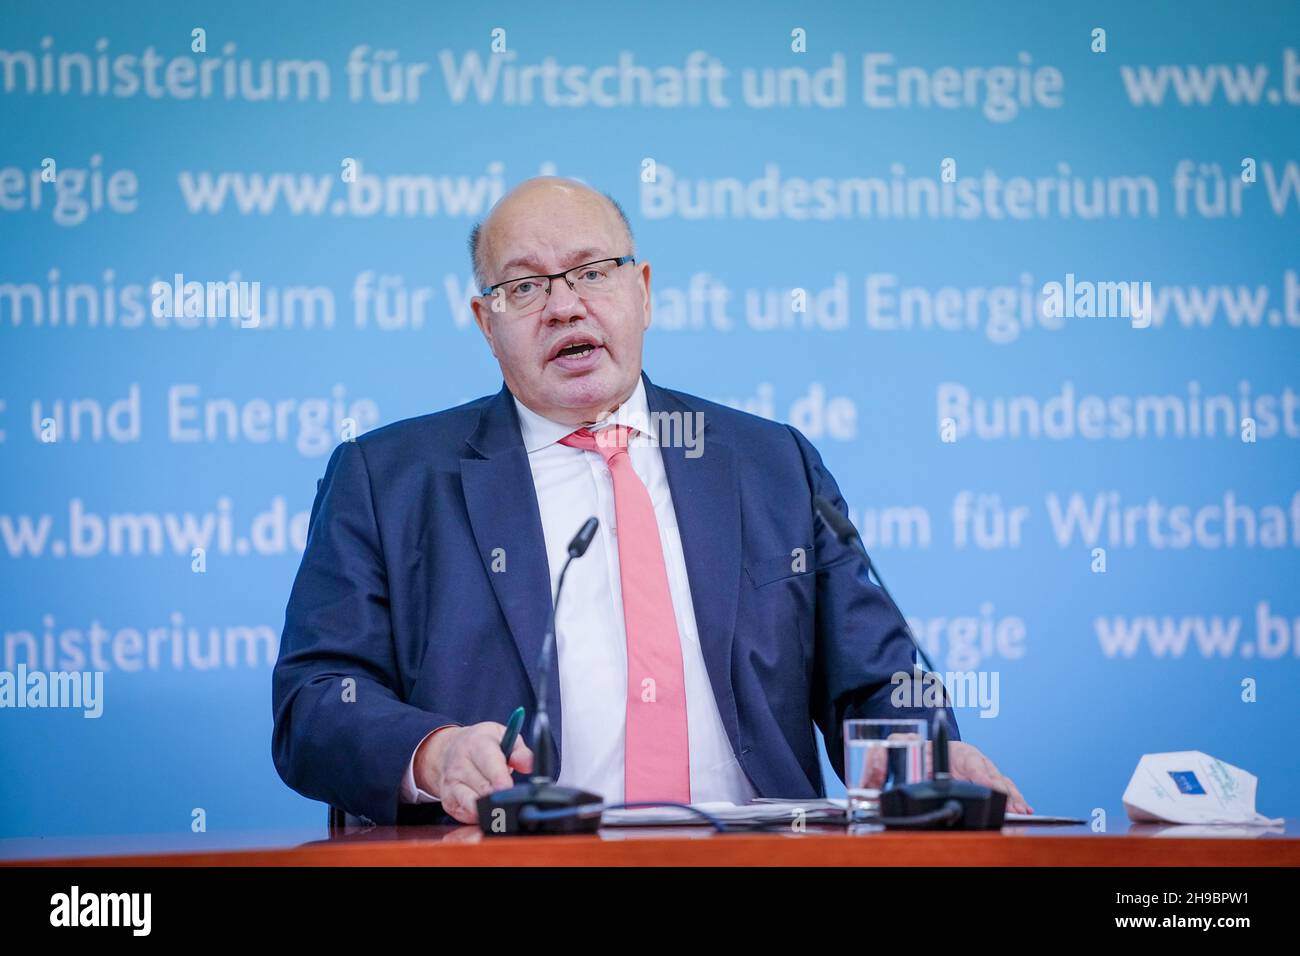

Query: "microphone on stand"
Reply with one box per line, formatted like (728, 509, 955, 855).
(878, 710, 1007, 830)
(814, 495, 1004, 830)
(531, 516, 598, 782)
(478, 517, 604, 835)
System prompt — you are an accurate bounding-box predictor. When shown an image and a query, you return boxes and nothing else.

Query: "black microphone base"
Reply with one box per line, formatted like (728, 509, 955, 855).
(476, 780, 603, 836)
(878, 779, 1007, 830)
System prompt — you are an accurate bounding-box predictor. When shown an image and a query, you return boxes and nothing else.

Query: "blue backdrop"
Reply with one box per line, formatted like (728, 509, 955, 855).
(2, 0, 1297, 838)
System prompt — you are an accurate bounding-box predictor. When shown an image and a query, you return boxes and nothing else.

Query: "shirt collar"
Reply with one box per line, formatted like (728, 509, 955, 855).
(513, 377, 653, 454)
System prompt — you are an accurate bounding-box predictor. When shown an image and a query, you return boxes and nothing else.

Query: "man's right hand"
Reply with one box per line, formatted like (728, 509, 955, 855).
(413, 722, 534, 824)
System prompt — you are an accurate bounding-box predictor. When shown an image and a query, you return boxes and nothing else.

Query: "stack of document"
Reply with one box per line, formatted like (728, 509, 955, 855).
(601, 798, 1085, 827)
(601, 800, 845, 827)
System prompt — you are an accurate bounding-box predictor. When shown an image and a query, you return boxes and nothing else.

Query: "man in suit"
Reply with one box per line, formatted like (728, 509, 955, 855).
(272, 177, 1030, 825)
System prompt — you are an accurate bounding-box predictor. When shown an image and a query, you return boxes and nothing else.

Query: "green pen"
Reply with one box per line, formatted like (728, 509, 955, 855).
(500, 706, 526, 759)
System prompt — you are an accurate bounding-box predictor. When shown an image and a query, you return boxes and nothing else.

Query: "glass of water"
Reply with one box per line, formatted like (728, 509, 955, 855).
(843, 719, 928, 820)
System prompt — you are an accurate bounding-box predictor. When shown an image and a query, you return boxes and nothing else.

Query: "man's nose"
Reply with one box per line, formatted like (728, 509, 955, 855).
(540, 275, 588, 322)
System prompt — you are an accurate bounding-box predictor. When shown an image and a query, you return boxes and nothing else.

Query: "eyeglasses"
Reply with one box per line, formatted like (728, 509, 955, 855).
(480, 256, 635, 314)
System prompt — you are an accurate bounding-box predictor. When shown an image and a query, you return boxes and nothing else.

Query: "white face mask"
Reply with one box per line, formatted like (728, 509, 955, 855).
(1123, 751, 1282, 826)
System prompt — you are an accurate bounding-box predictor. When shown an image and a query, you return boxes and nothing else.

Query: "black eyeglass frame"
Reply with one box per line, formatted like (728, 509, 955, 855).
(479, 255, 636, 299)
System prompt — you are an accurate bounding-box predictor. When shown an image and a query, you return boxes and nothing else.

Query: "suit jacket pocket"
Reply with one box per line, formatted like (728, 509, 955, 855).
(744, 547, 815, 588)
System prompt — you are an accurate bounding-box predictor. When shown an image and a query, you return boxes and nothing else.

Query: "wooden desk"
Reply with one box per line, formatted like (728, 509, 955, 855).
(3, 819, 1297, 867)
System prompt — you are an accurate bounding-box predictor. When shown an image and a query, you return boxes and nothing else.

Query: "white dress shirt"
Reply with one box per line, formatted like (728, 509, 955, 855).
(402, 378, 756, 807)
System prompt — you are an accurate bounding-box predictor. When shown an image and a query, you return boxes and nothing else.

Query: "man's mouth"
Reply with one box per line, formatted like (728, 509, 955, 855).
(548, 334, 605, 367)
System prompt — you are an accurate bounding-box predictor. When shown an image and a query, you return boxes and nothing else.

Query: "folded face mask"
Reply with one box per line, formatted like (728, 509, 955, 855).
(1123, 751, 1283, 826)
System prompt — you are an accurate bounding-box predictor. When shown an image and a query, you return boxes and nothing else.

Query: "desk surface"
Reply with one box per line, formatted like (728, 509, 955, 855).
(3, 818, 1298, 866)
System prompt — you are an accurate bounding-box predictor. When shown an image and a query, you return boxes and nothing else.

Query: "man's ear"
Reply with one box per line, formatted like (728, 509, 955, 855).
(470, 295, 500, 358)
(638, 261, 652, 330)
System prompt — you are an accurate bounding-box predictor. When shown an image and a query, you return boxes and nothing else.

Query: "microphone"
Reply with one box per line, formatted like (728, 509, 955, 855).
(569, 516, 600, 554)
(877, 710, 1007, 830)
(478, 517, 604, 835)
(814, 495, 1005, 830)
(531, 517, 598, 781)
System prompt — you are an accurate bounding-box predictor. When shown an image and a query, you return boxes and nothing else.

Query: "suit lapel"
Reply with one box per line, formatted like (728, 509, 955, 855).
(459, 385, 562, 758)
(643, 373, 743, 757)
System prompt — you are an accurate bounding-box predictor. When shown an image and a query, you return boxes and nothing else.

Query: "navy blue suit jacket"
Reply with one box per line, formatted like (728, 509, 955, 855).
(272, 371, 959, 824)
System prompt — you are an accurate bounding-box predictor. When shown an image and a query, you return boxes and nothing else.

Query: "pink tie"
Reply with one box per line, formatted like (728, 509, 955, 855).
(559, 425, 691, 804)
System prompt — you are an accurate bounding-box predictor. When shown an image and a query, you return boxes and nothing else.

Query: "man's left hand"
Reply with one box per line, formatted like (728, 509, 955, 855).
(945, 741, 1032, 814)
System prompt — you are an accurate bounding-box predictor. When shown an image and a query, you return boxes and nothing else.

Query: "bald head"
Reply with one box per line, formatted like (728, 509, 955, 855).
(468, 177, 635, 291)
(467, 176, 652, 425)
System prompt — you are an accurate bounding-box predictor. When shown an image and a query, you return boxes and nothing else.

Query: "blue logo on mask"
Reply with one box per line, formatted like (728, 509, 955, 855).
(1168, 771, 1206, 795)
